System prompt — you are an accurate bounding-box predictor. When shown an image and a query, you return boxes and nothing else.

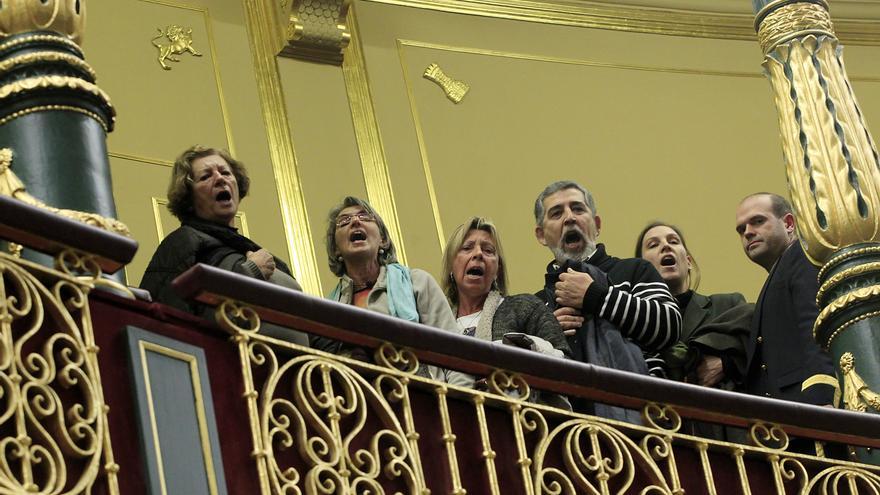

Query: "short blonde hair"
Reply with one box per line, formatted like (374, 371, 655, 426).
(442, 216, 509, 305)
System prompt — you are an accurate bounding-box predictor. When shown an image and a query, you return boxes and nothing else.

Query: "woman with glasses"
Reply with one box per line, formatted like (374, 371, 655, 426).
(141, 145, 301, 309)
(312, 196, 472, 387)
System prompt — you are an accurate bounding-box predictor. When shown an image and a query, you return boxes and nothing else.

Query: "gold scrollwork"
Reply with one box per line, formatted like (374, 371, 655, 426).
(529, 417, 673, 495)
(840, 352, 880, 412)
(814, 285, 880, 338)
(0, 251, 117, 493)
(748, 422, 790, 451)
(423, 63, 469, 103)
(283, 0, 352, 64)
(486, 369, 530, 400)
(151, 25, 203, 71)
(242, 343, 426, 495)
(804, 465, 880, 492)
(373, 342, 419, 374)
(215, 299, 261, 335)
(0, 149, 130, 237)
(756, 1, 835, 55)
(642, 402, 682, 433)
(55, 248, 102, 279)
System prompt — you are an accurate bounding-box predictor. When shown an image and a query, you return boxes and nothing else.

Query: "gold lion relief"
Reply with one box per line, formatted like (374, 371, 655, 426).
(151, 25, 202, 70)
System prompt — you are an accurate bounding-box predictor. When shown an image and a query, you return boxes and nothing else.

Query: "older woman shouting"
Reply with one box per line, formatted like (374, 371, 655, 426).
(443, 217, 569, 357)
(140, 146, 304, 343)
(312, 196, 472, 387)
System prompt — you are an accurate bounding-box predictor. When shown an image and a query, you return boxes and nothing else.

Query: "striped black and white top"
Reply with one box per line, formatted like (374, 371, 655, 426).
(540, 244, 682, 377)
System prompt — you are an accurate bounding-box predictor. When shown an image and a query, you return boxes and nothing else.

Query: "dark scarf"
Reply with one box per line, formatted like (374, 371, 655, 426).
(183, 216, 292, 276)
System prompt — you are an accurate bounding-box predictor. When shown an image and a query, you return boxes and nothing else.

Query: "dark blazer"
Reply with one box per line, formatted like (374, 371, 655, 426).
(746, 242, 834, 404)
(663, 291, 752, 383)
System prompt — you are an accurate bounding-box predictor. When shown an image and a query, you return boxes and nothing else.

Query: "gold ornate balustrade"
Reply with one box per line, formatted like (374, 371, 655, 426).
(0, 195, 137, 495)
(174, 263, 880, 495)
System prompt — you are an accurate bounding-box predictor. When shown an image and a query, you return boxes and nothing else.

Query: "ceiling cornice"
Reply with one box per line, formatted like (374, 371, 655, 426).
(362, 0, 880, 44)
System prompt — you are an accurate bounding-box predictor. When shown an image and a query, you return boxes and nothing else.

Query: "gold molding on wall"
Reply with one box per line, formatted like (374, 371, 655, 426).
(394, 38, 880, 250)
(114, 0, 236, 165)
(342, 7, 408, 264)
(397, 39, 447, 251)
(243, 0, 323, 295)
(362, 0, 880, 45)
(110, 151, 174, 167)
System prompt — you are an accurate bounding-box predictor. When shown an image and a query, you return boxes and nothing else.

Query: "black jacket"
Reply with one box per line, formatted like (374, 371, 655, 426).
(140, 218, 289, 316)
(745, 242, 834, 404)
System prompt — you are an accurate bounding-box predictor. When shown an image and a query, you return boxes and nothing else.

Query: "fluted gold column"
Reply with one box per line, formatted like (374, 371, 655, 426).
(753, 0, 880, 463)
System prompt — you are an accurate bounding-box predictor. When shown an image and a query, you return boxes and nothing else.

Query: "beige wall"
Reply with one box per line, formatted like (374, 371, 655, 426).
(350, 0, 880, 300)
(84, 0, 880, 301)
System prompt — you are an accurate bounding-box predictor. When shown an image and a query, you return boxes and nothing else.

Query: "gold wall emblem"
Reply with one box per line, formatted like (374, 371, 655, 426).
(151, 25, 203, 70)
(423, 63, 469, 103)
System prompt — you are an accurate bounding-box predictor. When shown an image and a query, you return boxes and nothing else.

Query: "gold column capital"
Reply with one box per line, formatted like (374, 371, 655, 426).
(755, 0, 834, 55)
(280, 0, 351, 65)
(0, 0, 85, 44)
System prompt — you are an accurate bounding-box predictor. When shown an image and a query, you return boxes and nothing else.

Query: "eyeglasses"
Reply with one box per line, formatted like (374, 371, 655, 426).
(335, 212, 375, 227)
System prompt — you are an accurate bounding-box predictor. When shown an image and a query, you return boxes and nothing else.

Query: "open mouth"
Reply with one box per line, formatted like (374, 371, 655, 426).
(563, 230, 584, 245)
(466, 266, 484, 276)
(349, 231, 367, 242)
(215, 190, 232, 202)
(660, 255, 676, 267)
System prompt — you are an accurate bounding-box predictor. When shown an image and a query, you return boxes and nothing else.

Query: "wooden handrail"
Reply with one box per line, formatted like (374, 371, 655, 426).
(0, 195, 137, 273)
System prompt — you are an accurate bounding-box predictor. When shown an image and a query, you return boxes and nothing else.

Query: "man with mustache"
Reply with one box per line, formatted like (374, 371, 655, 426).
(734, 193, 834, 405)
(534, 181, 681, 379)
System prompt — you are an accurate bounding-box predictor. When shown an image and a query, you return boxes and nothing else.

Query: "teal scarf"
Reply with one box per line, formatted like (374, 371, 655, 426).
(328, 263, 419, 323)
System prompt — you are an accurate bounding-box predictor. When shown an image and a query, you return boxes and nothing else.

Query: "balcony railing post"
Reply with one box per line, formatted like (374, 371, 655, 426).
(752, 0, 880, 463)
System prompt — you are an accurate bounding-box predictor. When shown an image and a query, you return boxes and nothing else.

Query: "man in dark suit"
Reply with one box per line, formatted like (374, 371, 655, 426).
(734, 192, 834, 405)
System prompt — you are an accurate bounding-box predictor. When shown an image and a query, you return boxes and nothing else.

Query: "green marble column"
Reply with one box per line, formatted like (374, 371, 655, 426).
(752, 0, 880, 463)
(0, 1, 123, 276)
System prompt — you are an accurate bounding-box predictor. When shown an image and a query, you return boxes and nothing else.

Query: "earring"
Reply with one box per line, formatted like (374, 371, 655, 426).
(449, 273, 455, 282)
(336, 255, 344, 262)
(379, 248, 385, 255)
